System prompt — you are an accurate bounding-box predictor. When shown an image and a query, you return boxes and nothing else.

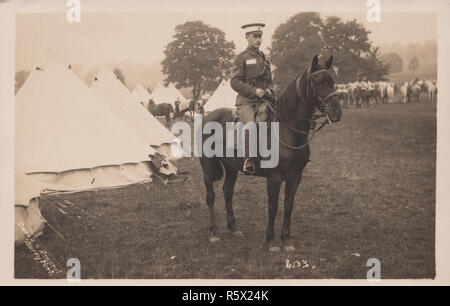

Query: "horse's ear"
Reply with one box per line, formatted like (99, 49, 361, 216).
(325, 55, 334, 70)
(311, 54, 319, 71)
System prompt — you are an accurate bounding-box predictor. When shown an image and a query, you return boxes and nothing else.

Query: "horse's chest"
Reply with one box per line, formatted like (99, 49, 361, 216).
(278, 149, 309, 172)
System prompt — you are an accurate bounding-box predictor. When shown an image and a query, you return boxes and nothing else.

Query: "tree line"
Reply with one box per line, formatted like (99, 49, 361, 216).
(162, 13, 394, 99)
(15, 13, 413, 97)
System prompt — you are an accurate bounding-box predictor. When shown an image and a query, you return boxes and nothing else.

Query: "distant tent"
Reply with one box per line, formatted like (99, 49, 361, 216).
(131, 83, 152, 108)
(91, 69, 182, 161)
(15, 62, 161, 191)
(167, 82, 187, 102)
(149, 82, 176, 105)
(166, 83, 190, 113)
(204, 79, 237, 112)
(15, 168, 45, 246)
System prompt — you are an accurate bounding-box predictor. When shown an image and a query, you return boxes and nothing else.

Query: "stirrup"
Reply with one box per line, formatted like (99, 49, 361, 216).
(243, 158, 255, 175)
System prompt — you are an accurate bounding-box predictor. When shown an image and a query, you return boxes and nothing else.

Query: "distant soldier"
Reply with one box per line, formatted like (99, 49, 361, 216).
(231, 23, 274, 174)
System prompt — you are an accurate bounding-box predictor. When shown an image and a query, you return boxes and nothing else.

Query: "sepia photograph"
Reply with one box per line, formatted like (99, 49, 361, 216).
(1, 0, 447, 284)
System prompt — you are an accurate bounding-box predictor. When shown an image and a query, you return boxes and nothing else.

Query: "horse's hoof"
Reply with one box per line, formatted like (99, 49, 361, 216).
(231, 230, 243, 237)
(283, 245, 296, 252)
(268, 246, 281, 252)
(209, 236, 221, 243)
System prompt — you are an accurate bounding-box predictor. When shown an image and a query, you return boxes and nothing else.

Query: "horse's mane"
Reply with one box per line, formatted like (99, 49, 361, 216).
(274, 64, 334, 121)
(275, 67, 310, 121)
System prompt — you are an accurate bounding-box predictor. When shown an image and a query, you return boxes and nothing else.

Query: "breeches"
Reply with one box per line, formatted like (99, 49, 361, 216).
(235, 95, 267, 123)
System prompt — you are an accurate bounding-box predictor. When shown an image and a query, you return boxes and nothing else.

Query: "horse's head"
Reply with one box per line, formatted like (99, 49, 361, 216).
(302, 55, 342, 123)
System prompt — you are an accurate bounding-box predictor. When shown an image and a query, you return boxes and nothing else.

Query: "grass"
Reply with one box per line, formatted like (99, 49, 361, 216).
(15, 98, 436, 279)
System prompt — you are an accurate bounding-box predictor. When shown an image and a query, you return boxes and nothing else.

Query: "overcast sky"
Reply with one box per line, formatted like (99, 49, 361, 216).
(15, 9, 437, 72)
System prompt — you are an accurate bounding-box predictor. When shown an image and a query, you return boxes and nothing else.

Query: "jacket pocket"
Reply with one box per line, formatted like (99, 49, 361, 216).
(244, 62, 259, 79)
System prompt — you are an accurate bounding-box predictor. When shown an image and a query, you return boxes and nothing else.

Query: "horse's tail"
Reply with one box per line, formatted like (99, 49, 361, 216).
(199, 157, 224, 183)
(170, 105, 174, 113)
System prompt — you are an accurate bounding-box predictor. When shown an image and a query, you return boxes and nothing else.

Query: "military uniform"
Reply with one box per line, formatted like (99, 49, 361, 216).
(230, 23, 274, 174)
(231, 26, 274, 123)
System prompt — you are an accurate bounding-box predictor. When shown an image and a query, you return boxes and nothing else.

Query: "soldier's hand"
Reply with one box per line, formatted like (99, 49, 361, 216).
(255, 88, 265, 98)
(265, 88, 274, 97)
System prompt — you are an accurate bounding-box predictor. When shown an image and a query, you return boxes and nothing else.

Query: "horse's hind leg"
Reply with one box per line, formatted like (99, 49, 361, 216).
(222, 163, 241, 236)
(203, 176, 220, 243)
(200, 158, 223, 243)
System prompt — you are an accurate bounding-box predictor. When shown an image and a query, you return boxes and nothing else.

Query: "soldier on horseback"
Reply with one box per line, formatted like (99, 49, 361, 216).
(231, 22, 274, 174)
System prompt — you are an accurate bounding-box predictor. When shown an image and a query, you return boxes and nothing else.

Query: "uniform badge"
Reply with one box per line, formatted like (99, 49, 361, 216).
(246, 59, 257, 65)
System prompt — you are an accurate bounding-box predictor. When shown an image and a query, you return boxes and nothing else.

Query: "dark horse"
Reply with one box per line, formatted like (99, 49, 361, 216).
(148, 99, 174, 127)
(181, 99, 197, 120)
(199, 55, 342, 252)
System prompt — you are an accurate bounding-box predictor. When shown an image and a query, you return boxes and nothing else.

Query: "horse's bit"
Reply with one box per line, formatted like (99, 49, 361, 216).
(263, 67, 338, 150)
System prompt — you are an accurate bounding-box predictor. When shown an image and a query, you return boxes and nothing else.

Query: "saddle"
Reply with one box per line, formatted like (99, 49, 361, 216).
(231, 97, 272, 124)
(229, 96, 275, 174)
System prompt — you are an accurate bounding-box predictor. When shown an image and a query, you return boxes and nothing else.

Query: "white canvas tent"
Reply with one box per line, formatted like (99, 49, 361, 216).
(149, 82, 176, 105)
(15, 168, 46, 246)
(91, 69, 182, 161)
(167, 83, 188, 104)
(131, 83, 152, 108)
(16, 62, 159, 191)
(167, 83, 190, 113)
(204, 79, 237, 112)
(151, 82, 192, 116)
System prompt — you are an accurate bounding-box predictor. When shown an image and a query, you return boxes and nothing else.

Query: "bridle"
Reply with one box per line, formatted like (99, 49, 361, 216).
(297, 67, 340, 113)
(264, 66, 339, 150)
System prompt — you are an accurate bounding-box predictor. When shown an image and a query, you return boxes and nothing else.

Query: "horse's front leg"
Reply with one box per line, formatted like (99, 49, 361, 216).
(266, 173, 282, 252)
(282, 171, 303, 252)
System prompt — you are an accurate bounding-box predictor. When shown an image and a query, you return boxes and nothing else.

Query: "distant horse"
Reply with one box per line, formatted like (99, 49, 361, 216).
(425, 81, 437, 102)
(378, 83, 389, 104)
(401, 82, 411, 103)
(336, 90, 349, 108)
(181, 99, 197, 120)
(387, 83, 394, 102)
(148, 100, 174, 127)
(199, 55, 342, 251)
(356, 88, 373, 107)
(411, 83, 421, 103)
(369, 87, 379, 105)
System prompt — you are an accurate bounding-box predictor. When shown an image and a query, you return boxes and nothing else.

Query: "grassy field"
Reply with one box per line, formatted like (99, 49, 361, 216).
(15, 99, 436, 279)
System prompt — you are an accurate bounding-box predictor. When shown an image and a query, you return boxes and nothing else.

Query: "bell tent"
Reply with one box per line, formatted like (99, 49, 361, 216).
(91, 69, 182, 161)
(15, 62, 162, 191)
(203, 79, 237, 113)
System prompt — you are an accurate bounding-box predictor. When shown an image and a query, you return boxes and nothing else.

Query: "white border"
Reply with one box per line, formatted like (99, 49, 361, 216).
(1, 0, 449, 285)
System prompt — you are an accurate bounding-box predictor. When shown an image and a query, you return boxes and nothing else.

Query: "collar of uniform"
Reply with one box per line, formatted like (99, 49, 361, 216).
(246, 46, 260, 56)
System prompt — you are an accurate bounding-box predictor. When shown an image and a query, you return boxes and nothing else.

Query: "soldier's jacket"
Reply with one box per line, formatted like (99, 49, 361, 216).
(230, 46, 274, 103)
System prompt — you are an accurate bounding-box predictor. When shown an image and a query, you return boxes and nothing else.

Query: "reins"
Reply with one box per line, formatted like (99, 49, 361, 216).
(263, 67, 337, 150)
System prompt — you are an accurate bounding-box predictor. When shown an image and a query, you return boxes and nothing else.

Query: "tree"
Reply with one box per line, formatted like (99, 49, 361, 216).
(408, 56, 420, 74)
(162, 21, 235, 101)
(360, 47, 391, 81)
(270, 12, 324, 92)
(15, 70, 30, 94)
(321, 16, 372, 83)
(113, 67, 126, 86)
(380, 53, 403, 73)
(270, 13, 391, 86)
